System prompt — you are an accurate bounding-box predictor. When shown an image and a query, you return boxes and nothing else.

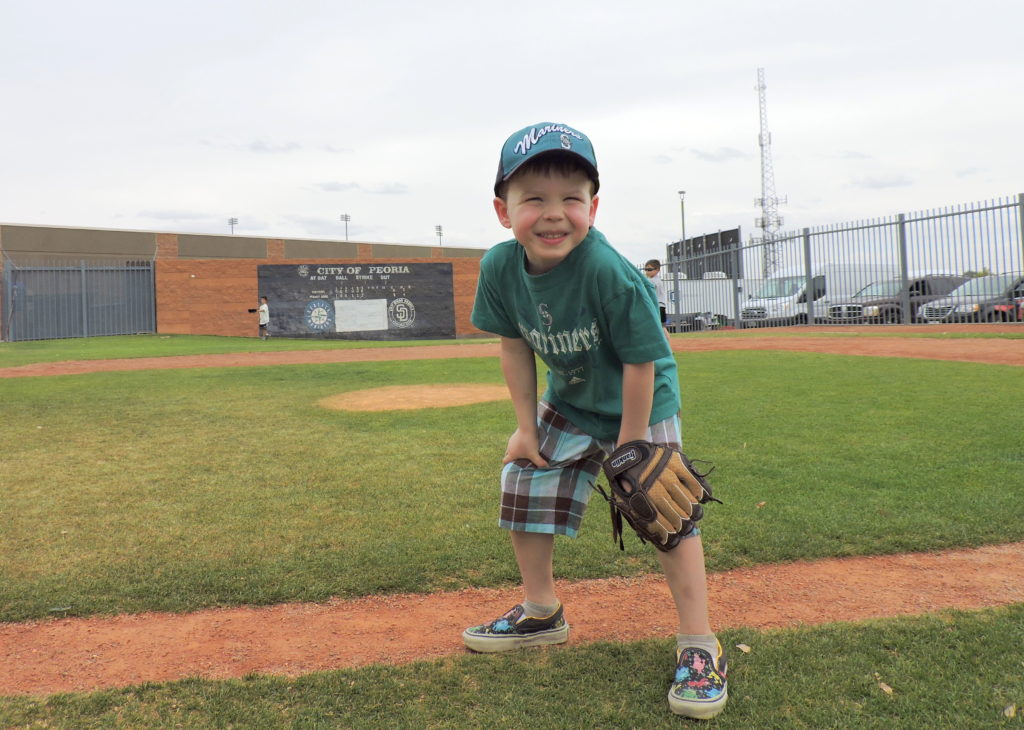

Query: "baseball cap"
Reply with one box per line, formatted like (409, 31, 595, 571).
(494, 122, 599, 196)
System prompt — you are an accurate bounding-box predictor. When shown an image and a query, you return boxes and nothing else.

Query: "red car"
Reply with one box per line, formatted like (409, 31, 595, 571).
(992, 296, 1024, 322)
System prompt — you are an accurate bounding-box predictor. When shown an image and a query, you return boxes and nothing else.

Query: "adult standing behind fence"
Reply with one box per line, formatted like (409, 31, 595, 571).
(644, 260, 670, 336)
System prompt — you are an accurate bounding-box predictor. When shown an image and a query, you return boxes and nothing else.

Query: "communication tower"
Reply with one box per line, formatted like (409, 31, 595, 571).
(754, 67, 787, 277)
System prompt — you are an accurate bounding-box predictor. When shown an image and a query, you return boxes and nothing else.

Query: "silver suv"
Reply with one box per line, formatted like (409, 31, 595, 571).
(918, 272, 1024, 323)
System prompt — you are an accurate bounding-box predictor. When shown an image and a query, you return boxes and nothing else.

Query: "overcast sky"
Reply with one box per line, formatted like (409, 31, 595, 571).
(2, 0, 1021, 265)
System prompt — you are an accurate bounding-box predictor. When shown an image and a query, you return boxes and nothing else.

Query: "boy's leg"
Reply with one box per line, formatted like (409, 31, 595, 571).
(461, 528, 567, 652)
(660, 534, 728, 718)
(644, 416, 727, 718)
(656, 534, 711, 635)
(511, 530, 557, 606)
(463, 402, 604, 653)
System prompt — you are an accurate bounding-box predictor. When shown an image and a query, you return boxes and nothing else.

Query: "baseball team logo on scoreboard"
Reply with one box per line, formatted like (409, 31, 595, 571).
(388, 297, 416, 328)
(304, 300, 334, 332)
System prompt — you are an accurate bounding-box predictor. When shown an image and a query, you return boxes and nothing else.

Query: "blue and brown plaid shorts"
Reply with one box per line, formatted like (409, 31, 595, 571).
(499, 401, 687, 537)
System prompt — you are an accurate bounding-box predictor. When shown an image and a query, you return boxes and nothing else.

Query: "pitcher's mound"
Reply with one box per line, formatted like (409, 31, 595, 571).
(318, 384, 508, 411)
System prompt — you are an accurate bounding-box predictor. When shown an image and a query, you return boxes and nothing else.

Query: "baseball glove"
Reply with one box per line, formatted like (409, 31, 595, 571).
(597, 440, 720, 552)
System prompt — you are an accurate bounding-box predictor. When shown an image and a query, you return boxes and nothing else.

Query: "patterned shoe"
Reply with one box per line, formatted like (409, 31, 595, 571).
(462, 603, 569, 653)
(668, 640, 728, 719)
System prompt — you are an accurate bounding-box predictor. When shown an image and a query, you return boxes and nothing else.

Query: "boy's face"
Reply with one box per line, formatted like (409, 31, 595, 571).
(493, 167, 598, 275)
(644, 265, 659, 279)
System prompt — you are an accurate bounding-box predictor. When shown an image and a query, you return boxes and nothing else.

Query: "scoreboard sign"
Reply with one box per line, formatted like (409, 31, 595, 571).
(257, 262, 455, 340)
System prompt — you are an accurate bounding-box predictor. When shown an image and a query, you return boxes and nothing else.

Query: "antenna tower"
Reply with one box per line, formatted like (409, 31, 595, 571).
(754, 67, 786, 277)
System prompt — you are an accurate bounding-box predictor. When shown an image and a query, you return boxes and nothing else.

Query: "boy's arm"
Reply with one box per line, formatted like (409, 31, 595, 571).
(618, 361, 655, 445)
(500, 336, 548, 467)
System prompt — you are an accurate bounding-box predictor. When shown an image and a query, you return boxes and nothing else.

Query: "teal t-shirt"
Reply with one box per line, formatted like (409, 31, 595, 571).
(472, 228, 680, 440)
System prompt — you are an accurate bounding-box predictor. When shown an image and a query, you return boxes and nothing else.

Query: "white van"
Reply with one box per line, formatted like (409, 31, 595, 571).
(740, 263, 898, 326)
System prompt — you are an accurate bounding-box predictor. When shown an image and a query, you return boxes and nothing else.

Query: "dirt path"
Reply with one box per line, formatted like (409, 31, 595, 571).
(1, 325, 1022, 378)
(2, 324, 1022, 697)
(2, 542, 1022, 696)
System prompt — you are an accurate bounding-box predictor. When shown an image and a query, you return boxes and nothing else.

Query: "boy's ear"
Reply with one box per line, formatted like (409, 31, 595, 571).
(588, 195, 599, 227)
(493, 197, 512, 229)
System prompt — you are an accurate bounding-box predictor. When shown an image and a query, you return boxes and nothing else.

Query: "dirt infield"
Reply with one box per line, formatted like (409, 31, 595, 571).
(2, 543, 1022, 696)
(1, 325, 1022, 379)
(2, 324, 1022, 697)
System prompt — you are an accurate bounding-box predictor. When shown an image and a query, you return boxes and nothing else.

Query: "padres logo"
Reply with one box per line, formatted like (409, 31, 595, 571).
(388, 297, 416, 328)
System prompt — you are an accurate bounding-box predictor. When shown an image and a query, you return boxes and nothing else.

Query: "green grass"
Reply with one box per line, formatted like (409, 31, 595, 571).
(0, 325, 1020, 369)
(2, 351, 1022, 622)
(0, 334, 499, 368)
(2, 605, 1022, 728)
(676, 326, 1024, 340)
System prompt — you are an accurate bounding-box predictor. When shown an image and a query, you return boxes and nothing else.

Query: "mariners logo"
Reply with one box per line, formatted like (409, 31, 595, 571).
(304, 300, 333, 332)
(560, 134, 571, 150)
(388, 297, 416, 328)
(538, 303, 553, 327)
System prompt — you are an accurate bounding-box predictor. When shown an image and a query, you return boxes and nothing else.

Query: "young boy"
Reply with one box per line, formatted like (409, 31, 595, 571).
(258, 296, 270, 340)
(464, 122, 727, 719)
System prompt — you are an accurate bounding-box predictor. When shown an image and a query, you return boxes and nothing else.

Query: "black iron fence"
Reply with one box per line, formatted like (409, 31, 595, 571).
(665, 193, 1024, 329)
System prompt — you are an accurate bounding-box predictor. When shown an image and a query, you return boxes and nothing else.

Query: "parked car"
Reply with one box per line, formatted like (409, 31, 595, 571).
(918, 272, 1024, 323)
(668, 312, 719, 332)
(825, 274, 967, 324)
(740, 263, 898, 327)
(992, 295, 1024, 322)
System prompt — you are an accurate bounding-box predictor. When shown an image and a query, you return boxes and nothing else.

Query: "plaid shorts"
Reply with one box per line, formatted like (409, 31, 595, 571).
(499, 401, 690, 537)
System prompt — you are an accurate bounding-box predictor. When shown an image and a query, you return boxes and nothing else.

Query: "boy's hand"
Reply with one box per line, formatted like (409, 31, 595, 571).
(599, 441, 720, 552)
(503, 427, 549, 468)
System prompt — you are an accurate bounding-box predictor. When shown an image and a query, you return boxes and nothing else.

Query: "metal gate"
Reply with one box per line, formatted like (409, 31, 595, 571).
(2, 256, 156, 341)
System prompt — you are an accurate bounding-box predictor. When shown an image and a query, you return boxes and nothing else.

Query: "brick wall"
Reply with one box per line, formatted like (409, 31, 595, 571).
(156, 257, 485, 338)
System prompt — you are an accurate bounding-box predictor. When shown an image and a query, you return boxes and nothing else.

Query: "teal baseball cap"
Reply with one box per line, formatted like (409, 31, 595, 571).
(494, 122, 599, 196)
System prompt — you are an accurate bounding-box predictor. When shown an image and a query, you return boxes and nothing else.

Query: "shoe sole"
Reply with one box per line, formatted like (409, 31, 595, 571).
(668, 689, 728, 720)
(461, 623, 570, 653)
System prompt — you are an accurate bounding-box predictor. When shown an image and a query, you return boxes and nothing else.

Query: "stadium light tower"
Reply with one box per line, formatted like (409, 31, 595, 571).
(754, 67, 787, 278)
(228, 217, 238, 235)
(340, 214, 351, 241)
(435, 224, 443, 247)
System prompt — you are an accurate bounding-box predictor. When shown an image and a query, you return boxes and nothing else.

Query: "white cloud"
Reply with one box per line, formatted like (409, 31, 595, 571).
(850, 174, 915, 190)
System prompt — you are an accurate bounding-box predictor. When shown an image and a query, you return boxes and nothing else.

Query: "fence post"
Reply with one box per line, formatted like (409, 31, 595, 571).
(80, 260, 89, 337)
(1, 257, 10, 341)
(896, 214, 911, 324)
(802, 228, 813, 324)
(732, 233, 742, 328)
(1018, 193, 1024, 275)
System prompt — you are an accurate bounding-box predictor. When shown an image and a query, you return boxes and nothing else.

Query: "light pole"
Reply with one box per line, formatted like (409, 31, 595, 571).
(339, 214, 351, 241)
(228, 217, 238, 235)
(677, 190, 686, 243)
(674, 191, 687, 326)
(435, 224, 443, 247)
